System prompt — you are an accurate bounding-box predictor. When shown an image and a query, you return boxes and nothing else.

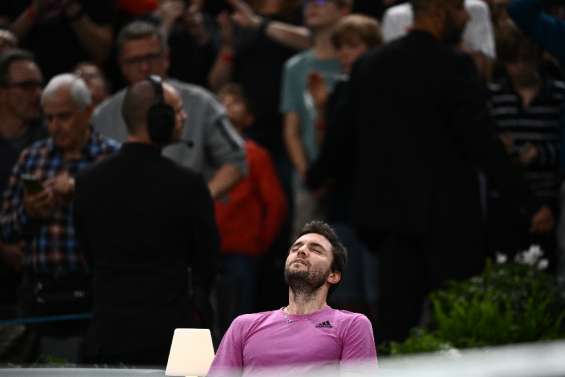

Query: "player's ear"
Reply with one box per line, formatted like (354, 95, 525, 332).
(327, 271, 341, 285)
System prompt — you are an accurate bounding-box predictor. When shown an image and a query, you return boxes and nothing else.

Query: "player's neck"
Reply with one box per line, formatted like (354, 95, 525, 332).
(286, 289, 328, 315)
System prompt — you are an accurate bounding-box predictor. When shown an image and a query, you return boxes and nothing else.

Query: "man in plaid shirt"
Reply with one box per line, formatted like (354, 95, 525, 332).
(0, 73, 119, 361)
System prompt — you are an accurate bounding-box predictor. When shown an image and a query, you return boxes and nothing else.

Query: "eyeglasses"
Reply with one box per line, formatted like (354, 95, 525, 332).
(121, 52, 163, 67)
(5, 80, 43, 91)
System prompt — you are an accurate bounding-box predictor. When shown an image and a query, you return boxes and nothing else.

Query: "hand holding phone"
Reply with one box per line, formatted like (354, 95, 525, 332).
(21, 175, 55, 219)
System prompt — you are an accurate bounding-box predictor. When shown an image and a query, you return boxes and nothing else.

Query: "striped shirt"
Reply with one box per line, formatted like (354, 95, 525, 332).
(0, 129, 119, 275)
(487, 77, 564, 202)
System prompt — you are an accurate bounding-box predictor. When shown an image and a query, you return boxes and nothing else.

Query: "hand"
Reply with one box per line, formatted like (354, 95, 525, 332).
(228, 0, 262, 29)
(23, 186, 55, 219)
(158, 0, 185, 25)
(47, 171, 75, 197)
(182, 2, 209, 45)
(530, 205, 554, 234)
(499, 133, 513, 155)
(518, 143, 538, 166)
(0, 241, 24, 272)
(45, 171, 75, 207)
(307, 71, 328, 112)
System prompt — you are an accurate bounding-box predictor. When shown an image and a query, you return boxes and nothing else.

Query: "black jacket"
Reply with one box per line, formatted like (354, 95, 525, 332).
(74, 142, 219, 356)
(316, 30, 535, 241)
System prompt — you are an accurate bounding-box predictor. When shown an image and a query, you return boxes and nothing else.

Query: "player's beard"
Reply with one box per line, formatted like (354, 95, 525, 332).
(284, 262, 330, 296)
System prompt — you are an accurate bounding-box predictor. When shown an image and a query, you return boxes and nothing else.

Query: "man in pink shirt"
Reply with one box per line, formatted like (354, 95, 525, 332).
(208, 221, 377, 377)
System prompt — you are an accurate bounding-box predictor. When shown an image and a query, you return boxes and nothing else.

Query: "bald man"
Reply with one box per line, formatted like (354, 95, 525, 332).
(74, 77, 219, 366)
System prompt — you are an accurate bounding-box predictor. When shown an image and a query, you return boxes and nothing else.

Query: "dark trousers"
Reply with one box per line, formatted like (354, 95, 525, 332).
(18, 272, 91, 362)
(359, 229, 485, 345)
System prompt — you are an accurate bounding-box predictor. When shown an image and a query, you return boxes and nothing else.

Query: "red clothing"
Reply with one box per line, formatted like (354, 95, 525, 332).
(215, 140, 287, 256)
(118, 0, 157, 15)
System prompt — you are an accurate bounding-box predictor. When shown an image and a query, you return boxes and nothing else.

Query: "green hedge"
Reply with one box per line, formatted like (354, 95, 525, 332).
(387, 246, 565, 355)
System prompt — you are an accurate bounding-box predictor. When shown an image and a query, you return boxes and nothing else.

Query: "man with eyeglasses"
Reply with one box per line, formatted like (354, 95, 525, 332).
(92, 21, 247, 201)
(0, 49, 45, 204)
(0, 49, 47, 316)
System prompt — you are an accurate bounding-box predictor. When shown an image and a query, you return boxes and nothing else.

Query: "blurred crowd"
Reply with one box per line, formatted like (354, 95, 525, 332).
(0, 0, 564, 368)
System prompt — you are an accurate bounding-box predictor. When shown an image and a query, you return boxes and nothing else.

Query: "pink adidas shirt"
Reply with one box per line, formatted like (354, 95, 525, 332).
(208, 306, 377, 376)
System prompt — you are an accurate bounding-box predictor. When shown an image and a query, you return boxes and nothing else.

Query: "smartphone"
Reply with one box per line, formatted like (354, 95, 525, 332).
(21, 174, 44, 194)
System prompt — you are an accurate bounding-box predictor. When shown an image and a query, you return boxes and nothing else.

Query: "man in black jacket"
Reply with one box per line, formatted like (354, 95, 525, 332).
(74, 76, 219, 366)
(310, 0, 554, 343)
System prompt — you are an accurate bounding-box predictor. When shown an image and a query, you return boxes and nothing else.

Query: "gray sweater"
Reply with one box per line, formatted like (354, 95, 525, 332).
(92, 78, 246, 181)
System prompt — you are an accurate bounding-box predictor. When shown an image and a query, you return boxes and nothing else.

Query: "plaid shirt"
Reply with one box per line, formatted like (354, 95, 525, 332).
(0, 129, 119, 275)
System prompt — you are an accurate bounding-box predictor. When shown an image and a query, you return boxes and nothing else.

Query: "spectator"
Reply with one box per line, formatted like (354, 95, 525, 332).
(0, 73, 119, 362)
(306, 13, 383, 330)
(281, 0, 352, 238)
(488, 0, 561, 81)
(209, 0, 304, 159)
(507, 0, 565, 285)
(215, 83, 287, 334)
(0, 48, 46, 322)
(1, 0, 116, 80)
(0, 49, 45, 200)
(487, 19, 562, 268)
(74, 77, 219, 366)
(74, 62, 109, 107)
(331, 0, 551, 343)
(214, 0, 312, 52)
(508, 0, 565, 57)
(157, 0, 216, 87)
(92, 21, 246, 200)
(208, 221, 377, 377)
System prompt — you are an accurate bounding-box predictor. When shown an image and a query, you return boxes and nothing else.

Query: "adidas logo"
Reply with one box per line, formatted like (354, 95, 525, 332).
(315, 320, 333, 328)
